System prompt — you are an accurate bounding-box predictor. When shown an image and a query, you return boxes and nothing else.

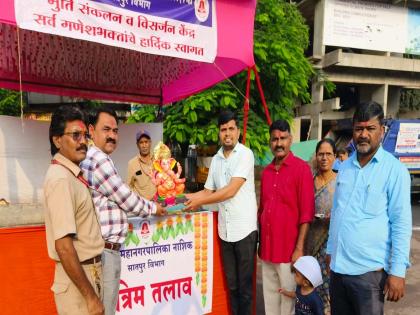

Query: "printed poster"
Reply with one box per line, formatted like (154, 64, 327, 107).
(14, 0, 218, 62)
(117, 211, 213, 315)
(396, 123, 420, 154)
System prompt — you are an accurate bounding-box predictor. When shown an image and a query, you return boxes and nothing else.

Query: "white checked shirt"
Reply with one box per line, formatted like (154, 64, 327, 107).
(80, 146, 156, 244)
(205, 142, 258, 242)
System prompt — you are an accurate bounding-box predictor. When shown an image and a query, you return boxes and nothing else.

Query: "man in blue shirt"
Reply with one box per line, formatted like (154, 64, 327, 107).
(326, 101, 411, 315)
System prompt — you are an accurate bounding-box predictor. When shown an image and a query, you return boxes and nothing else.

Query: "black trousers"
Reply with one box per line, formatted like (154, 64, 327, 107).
(220, 230, 258, 315)
(330, 270, 387, 315)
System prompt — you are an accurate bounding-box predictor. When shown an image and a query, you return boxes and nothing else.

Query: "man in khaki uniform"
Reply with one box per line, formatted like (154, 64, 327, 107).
(127, 129, 157, 200)
(44, 106, 105, 315)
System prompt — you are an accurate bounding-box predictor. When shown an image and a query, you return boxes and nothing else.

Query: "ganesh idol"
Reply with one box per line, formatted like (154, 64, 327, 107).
(148, 141, 186, 208)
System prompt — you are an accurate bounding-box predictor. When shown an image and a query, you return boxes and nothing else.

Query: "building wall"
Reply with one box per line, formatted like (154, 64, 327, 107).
(0, 115, 162, 204)
(297, 0, 420, 139)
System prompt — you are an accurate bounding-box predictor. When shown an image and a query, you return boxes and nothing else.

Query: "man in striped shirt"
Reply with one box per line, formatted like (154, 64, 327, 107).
(81, 106, 165, 315)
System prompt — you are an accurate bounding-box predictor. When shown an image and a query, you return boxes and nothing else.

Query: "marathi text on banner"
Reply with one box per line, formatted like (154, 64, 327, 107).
(14, 0, 217, 63)
(117, 212, 213, 315)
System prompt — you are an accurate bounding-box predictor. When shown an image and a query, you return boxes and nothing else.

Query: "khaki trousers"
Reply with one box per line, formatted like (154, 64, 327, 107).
(262, 260, 296, 315)
(51, 261, 103, 315)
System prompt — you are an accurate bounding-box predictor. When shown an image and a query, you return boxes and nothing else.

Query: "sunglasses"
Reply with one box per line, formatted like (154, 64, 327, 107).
(63, 131, 90, 142)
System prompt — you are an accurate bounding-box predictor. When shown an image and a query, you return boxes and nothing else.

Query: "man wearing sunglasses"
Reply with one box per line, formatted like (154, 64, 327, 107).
(80, 106, 166, 315)
(44, 105, 104, 315)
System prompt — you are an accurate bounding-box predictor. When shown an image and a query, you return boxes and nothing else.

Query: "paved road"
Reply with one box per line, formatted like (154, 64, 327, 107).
(255, 202, 420, 315)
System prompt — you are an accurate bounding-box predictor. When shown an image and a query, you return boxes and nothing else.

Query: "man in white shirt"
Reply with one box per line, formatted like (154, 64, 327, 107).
(185, 110, 258, 315)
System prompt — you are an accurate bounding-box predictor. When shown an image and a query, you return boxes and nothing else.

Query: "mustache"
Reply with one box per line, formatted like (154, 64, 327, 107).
(357, 139, 370, 144)
(106, 138, 116, 144)
(76, 144, 88, 152)
(274, 146, 284, 151)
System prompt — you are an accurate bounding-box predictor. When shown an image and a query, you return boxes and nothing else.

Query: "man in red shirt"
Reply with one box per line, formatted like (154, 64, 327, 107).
(259, 119, 315, 315)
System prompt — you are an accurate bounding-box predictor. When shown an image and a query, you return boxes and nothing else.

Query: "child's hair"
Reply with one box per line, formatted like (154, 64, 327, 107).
(336, 148, 348, 156)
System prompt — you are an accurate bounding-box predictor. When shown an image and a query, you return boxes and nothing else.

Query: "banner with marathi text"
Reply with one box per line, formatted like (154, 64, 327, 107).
(117, 211, 213, 314)
(14, 0, 217, 62)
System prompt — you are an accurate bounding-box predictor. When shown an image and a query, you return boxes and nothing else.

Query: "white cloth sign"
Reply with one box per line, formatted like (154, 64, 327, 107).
(118, 212, 213, 314)
(14, 0, 218, 62)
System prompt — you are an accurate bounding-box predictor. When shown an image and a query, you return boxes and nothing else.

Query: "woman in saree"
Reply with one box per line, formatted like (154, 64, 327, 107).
(307, 138, 337, 315)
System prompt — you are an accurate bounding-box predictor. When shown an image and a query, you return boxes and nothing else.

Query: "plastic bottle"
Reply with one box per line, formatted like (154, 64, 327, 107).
(187, 144, 197, 182)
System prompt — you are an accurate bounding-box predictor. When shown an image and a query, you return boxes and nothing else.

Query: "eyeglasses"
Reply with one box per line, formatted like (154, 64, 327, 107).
(63, 131, 90, 142)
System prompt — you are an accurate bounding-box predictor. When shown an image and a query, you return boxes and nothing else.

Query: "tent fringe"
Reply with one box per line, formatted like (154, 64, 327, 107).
(16, 26, 24, 128)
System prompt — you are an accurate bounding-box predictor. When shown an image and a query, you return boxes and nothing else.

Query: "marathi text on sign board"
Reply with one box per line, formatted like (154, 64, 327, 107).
(117, 212, 213, 315)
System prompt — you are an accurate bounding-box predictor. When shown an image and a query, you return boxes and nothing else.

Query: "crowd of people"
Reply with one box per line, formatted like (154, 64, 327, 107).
(43, 101, 412, 315)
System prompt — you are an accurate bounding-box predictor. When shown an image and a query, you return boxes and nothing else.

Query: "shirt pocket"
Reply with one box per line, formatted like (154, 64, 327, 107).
(136, 175, 150, 188)
(335, 179, 351, 211)
(363, 187, 387, 217)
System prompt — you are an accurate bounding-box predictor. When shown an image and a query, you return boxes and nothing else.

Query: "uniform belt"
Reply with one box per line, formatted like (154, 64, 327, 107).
(105, 241, 121, 251)
(81, 254, 101, 265)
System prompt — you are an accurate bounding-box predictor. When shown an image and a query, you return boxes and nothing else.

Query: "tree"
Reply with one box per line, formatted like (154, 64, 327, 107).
(252, 0, 314, 119)
(0, 89, 23, 116)
(127, 82, 255, 152)
(128, 0, 316, 158)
